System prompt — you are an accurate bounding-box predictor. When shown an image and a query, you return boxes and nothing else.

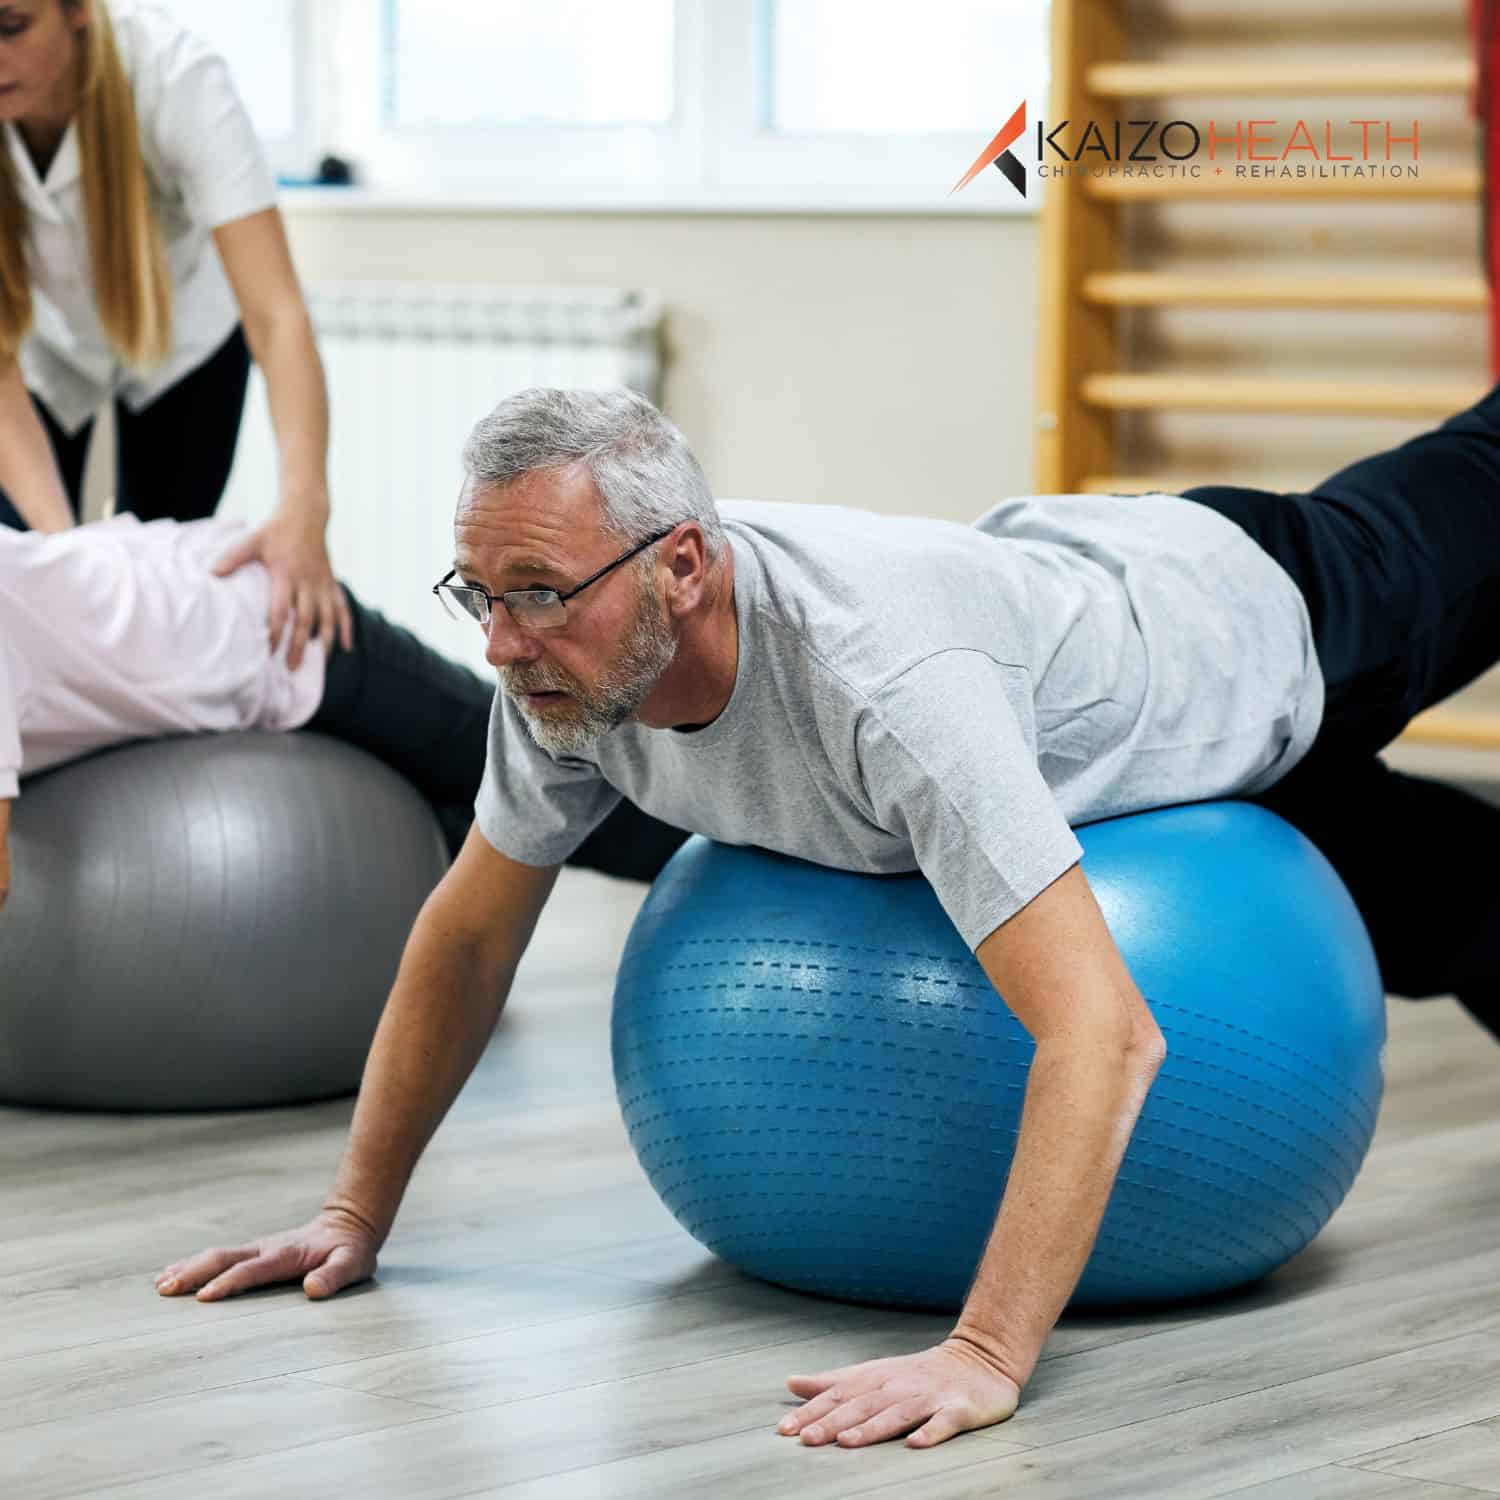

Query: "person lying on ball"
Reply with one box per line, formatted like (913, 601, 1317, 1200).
(0, 511, 688, 910)
(158, 385, 1500, 1452)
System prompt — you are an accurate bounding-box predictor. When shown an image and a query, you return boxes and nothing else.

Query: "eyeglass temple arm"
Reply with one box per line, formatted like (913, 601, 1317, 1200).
(557, 528, 675, 603)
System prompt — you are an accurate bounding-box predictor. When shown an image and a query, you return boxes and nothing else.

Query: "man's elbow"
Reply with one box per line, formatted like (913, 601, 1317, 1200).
(1128, 1019, 1168, 1073)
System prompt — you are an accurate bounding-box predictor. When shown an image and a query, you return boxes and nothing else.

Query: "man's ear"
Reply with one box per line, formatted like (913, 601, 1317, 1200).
(663, 525, 708, 611)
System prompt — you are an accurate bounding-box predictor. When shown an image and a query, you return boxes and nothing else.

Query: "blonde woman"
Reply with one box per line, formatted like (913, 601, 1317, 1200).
(0, 0, 350, 667)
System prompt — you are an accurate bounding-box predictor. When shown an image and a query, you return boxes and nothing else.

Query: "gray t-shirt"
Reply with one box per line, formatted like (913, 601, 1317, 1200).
(475, 492, 1324, 950)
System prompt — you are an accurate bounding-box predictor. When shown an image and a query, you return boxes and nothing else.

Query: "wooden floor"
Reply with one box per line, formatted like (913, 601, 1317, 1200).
(4, 864, 1500, 1500)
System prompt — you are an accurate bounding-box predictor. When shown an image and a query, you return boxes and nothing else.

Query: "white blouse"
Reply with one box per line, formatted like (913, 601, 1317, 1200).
(10, 0, 279, 435)
(0, 514, 326, 800)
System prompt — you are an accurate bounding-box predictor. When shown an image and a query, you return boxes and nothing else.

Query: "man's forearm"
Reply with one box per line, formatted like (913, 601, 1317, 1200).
(323, 907, 521, 1242)
(950, 1033, 1165, 1388)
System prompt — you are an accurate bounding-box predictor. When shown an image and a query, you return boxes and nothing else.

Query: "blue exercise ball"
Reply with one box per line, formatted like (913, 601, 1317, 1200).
(612, 803, 1385, 1310)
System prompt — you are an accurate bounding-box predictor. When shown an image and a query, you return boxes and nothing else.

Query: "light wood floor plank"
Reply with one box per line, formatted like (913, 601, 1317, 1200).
(461, 1421, 1035, 1500)
(0, 1216, 235, 1295)
(0, 1261, 673, 1433)
(59, 1328, 1026, 1500)
(4, 864, 1498, 1500)
(8, 1376, 437, 1500)
(976, 1243, 1500, 1450)
(296, 1278, 922, 1410)
(1220, 1467, 1494, 1499)
(459, 1435, 1496, 1500)
(775, 1336, 1500, 1500)
(1348, 1416, 1500, 1493)
(5, 1261, 322, 1362)
(529, 1230, 751, 1292)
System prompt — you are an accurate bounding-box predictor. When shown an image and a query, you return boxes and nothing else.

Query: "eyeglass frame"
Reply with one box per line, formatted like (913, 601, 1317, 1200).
(432, 526, 676, 631)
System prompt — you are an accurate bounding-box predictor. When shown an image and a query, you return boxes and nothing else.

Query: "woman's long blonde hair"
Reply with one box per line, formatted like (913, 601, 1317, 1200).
(0, 0, 171, 368)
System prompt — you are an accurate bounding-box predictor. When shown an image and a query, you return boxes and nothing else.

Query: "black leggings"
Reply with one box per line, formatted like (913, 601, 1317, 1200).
(0, 325, 251, 530)
(306, 584, 690, 879)
(1179, 380, 1500, 1036)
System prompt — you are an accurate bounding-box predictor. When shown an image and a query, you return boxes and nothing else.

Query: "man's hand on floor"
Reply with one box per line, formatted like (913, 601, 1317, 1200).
(777, 1337, 1022, 1450)
(155, 1208, 381, 1302)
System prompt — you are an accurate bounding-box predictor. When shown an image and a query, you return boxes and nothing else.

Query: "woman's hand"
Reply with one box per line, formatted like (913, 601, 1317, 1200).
(213, 506, 353, 671)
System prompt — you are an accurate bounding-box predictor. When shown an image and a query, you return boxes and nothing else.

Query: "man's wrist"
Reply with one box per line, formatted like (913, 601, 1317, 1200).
(946, 1322, 1034, 1391)
(321, 1195, 390, 1245)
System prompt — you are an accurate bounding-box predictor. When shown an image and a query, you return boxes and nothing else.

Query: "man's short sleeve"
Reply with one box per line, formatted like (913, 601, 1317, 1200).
(856, 650, 1083, 950)
(474, 691, 622, 866)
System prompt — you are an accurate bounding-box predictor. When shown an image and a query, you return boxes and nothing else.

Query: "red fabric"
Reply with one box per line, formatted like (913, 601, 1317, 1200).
(1474, 0, 1500, 376)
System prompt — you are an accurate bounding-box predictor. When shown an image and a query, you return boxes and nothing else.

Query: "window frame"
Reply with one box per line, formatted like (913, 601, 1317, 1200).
(295, 0, 1048, 214)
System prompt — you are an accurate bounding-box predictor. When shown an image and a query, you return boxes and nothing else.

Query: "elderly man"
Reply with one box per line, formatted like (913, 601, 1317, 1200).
(159, 384, 1500, 1451)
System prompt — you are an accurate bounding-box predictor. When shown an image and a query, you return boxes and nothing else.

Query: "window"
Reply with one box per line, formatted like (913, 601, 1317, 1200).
(152, 0, 307, 170)
(192, 0, 1049, 211)
(709, 0, 1049, 203)
(386, 0, 674, 129)
(770, 0, 1047, 135)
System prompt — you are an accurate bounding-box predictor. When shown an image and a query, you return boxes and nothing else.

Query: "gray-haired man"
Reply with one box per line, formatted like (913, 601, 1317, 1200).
(159, 383, 1500, 1452)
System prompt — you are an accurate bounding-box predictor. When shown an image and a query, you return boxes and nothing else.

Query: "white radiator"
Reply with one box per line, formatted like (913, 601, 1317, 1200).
(218, 282, 665, 676)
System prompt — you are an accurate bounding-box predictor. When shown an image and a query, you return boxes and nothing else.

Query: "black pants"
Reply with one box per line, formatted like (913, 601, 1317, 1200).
(1179, 380, 1500, 1036)
(0, 326, 251, 530)
(306, 584, 690, 879)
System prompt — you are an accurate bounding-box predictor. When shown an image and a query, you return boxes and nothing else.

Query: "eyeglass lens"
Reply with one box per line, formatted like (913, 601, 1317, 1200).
(438, 583, 567, 630)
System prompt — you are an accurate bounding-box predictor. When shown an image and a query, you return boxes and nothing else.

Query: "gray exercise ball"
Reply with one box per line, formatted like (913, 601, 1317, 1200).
(0, 732, 447, 1111)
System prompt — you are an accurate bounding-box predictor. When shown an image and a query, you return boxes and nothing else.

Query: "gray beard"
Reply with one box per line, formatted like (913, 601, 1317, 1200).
(505, 573, 679, 757)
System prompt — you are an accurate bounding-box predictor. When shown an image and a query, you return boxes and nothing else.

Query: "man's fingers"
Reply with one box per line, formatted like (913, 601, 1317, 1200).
(335, 590, 354, 652)
(304, 1244, 369, 1299)
(156, 1245, 257, 1296)
(786, 1361, 866, 1396)
(195, 1244, 304, 1303)
(778, 1381, 862, 1435)
(907, 1405, 966, 1447)
(799, 1390, 890, 1446)
(780, 1359, 906, 1436)
(850, 1397, 935, 1447)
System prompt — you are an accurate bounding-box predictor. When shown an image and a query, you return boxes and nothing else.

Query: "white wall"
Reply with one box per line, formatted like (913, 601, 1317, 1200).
(276, 200, 1500, 733)
(279, 206, 1043, 525)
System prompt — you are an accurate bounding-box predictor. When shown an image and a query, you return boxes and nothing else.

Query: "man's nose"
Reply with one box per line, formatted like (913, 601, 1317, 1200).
(484, 606, 542, 670)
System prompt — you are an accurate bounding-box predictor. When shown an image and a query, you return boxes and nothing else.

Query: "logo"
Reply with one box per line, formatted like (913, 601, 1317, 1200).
(953, 103, 1423, 197)
(951, 100, 1027, 198)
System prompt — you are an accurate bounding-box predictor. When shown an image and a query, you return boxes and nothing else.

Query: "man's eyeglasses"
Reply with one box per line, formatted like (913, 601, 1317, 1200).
(433, 528, 674, 631)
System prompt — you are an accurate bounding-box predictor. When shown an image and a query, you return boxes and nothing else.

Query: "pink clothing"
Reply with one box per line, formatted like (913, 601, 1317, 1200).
(0, 514, 326, 798)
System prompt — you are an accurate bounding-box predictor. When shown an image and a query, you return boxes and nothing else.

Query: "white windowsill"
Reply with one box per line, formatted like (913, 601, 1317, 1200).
(275, 183, 1041, 218)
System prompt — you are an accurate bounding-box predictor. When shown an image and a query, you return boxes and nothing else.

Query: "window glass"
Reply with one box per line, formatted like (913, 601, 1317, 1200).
(386, 0, 675, 129)
(770, 0, 1047, 134)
